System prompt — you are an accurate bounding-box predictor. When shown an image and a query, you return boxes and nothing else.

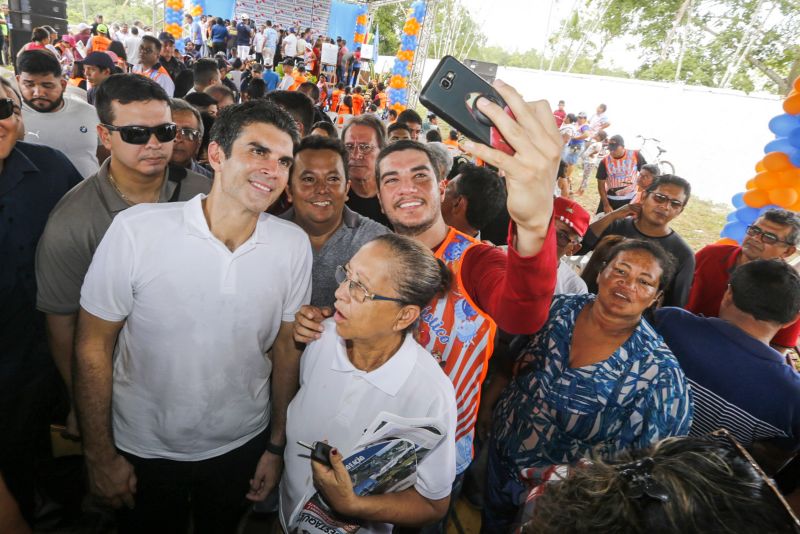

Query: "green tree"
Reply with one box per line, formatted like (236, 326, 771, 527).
(68, 0, 154, 27)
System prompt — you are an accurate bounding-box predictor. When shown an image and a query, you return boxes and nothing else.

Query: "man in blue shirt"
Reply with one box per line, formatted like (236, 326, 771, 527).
(263, 20, 278, 67)
(0, 77, 82, 522)
(235, 14, 252, 62)
(656, 259, 800, 459)
(262, 64, 280, 92)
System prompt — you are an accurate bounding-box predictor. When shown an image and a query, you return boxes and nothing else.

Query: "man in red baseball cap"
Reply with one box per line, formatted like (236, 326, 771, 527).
(554, 196, 590, 294)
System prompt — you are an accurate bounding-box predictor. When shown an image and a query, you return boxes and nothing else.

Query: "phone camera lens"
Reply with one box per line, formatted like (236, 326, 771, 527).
(440, 78, 452, 90)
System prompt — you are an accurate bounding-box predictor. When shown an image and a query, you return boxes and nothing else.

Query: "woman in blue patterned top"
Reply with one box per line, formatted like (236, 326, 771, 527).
(482, 240, 693, 532)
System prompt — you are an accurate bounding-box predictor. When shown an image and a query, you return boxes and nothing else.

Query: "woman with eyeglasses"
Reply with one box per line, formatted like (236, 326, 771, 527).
(481, 239, 692, 533)
(278, 233, 458, 532)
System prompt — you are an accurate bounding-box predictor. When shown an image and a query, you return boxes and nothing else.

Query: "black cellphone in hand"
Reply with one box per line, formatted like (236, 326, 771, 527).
(419, 55, 516, 156)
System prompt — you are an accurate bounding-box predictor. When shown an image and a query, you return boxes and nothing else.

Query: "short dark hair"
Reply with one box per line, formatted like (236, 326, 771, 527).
(598, 103, 607, 112)
(425, 129, 442, 143)
(31, 27, 49, 43)
(210, 100, 300, 158)
(646, 174, 692, 205)
(17, 49, 61, 77)
(95, 73, 170, 124)
(641, 163, 661, 176)
(193, 58, 220, 87)
(244, 78, 267, 100)
(310, 121, 338, 138)
(376, 139, 441, 184)
(342, 114, 386, 149)
(184, 91, 218, 110)
(603, 239, 676, 291)
(397, 109, 422, 125)
(761, 209, 800, 246)
(565, 113, 577, 123)
(231, 58, 242, 70)
(141, 34, 161, 51)
(387, 122, 410, 136)
(730, 259, 800, 324)
(298, 81, 320, 103)
(205, 84, 234, 103)
(453, 164, 507, 231)
(293, 134, 349, 180)
(264, 90, 315, 135)
(449, 129, 458, 140)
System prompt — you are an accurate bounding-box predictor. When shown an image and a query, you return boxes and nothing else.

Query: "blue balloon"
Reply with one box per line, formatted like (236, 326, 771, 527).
(734, 206, 760, 224)
(768, 114, 800, 137)
(412, 1, 426, 19)
(401, 35, 418, 49)
(764, 137, 794, 154)
(721, 221, 747, 242)
(788, 126, 800, 148)
(726, 212, 739, 222)
(175, 39, 185, 53)
(732, 191, 745, 208)
(791, 150, 800, 168)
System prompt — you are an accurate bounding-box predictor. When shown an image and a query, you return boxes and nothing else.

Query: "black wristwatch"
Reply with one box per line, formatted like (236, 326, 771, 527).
(265, 441, 285, 456)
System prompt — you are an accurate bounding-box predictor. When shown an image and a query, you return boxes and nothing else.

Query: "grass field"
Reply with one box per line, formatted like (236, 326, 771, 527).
(566, 171, 731, 252)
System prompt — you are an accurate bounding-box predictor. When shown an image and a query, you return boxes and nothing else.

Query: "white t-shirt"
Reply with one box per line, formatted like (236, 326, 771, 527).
(124, 34, 142, 65)
(253, 31, 266, 53)
(555, 259, 588, 295)
(282, 33, 297, 59)
(280, 319, 457, 533)
(80, 194, 313, 461)
(22, 96, 100, 178)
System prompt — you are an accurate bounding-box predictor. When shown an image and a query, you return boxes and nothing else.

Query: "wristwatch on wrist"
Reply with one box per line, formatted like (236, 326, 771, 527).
(265, 441, 285, 456)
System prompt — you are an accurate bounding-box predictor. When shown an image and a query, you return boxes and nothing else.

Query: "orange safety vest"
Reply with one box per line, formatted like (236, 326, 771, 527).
(331, 89, 343, 112)
(92, 34, 111, 52)
(289, 72, 307, 91)
(336, 104, 351, 125)
(416, 227, 497, 473)
(351, 93, 364, 115)
(602, 149, 640, 200)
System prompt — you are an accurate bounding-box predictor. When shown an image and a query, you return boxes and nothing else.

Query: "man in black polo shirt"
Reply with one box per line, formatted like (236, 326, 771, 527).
(0, 76, 83, 522)
(582, 174, 695, 307)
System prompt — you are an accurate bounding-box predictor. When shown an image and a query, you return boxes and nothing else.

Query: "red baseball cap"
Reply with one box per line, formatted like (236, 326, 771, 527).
(553, 197, 590, 237)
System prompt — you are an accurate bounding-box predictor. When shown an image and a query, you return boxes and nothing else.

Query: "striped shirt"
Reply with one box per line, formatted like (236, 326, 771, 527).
(655, 307, 800, 451)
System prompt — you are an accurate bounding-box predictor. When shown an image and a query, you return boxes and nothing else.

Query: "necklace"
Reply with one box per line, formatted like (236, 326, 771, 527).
(107, 171, 160, 205)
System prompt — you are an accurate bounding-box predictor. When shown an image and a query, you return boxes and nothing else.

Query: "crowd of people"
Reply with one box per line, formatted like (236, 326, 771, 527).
(1, 12, 799, 534)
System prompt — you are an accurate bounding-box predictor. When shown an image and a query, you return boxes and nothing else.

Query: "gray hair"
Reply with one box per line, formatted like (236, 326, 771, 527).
(761, 208, 800, 246)
(170, 98, 204, 139)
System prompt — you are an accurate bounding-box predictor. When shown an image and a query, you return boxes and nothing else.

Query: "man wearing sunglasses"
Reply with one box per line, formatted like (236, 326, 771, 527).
(168, 98, 212, 178)
(687, 208, 800, 352)
(17, 50, 101, 178)
(583, 174, 694, 307)
(0, 75, 83, 524)
(35, 74, 211, 441)
(73, 100, 310, 531)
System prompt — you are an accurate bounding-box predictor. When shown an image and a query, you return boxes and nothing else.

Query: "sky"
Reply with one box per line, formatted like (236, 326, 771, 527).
(458, 0, 638, 71)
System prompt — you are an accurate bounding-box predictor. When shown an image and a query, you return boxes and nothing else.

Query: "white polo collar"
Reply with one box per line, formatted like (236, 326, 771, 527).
(182, 194, 271, 244)
(330, 332, 418, 396)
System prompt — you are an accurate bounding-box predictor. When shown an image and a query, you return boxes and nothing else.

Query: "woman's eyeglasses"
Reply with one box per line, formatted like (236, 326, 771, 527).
(101, 123, 177, 145)
(335, 265, 404, 304)
(0, 98, 20, 120)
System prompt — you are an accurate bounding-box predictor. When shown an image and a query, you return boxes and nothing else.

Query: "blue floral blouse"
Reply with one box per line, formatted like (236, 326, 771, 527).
(492, 294, 692, 479)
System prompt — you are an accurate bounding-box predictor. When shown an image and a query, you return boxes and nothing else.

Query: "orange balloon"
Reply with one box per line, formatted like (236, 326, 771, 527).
(396, 50, 414, 61)
(784, 92, 800, 115)
(763, 151, 792, 171)
(717, 238, 739, 246)
(403, 19, 420, 35)
(768, 187, 799, 208)
(794, 75, 800, 92)
(390, 102, 406, 113)
(754, 171, 780, 189)
(389, 75, 407, 89)
(789, 198, 800, 212)
(746, 178, 758, 190)
(743, 188, 770, 207)
(777, 168, 800, 188)
(755, 160, 766, 172)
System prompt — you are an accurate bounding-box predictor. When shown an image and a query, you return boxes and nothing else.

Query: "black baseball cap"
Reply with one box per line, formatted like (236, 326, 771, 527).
(158, 31, 176, 44)
(608, 134, 624, 147)
(282, 58, 294, 65)
(80, 51, 114, 70)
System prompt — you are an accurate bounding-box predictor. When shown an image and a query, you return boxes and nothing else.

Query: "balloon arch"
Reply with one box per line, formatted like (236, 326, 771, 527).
(721, 77, 800, 244)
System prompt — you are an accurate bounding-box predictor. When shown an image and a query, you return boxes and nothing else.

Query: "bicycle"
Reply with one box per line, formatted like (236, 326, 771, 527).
(636, 135, 676, 175)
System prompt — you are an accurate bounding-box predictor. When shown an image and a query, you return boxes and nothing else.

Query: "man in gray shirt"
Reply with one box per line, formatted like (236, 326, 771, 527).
(280, 135, 388, 308)
(35, 74, 211, 437)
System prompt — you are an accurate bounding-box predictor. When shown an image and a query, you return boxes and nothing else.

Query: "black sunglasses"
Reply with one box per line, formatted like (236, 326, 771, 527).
(746, 224, 792, 246)
(101, 123, 177, 144)
(0, 97, 20, 120)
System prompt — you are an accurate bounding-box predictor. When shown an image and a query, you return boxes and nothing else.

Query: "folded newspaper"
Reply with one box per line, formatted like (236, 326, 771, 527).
(290, 412, 446, 534)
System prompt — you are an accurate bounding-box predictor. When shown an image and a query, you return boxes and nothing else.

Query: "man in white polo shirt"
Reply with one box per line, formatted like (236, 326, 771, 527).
(73, 100, 312, 532)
